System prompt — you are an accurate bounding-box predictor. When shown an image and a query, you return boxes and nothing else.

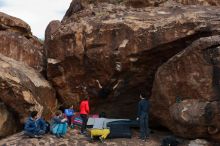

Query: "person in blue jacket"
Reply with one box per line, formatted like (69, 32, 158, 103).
(36, 118, 48, 133)
(24, 111, 46, 138)
(64, 105, 74, 126)
(136, 93, 150, 141)
(50, 110, 68, 138)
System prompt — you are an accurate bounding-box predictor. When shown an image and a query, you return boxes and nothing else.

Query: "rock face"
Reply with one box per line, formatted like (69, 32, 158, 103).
(0, 12, 45, 73)
(127, 0, 220, 7)
(45, 1, 220, 118)
(0, 103, 20, 138)
(171, 0, 220, 6)
(188, 139, 212, 146)
(77, 0, 220, 7)
(0, 54, 57, 137)
(150, 36, 220, 141)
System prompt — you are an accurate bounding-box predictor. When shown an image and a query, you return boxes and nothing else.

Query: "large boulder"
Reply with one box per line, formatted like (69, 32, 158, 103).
(150, 36, 220, 141)
(0, 54, 57, 129)
(0, 12, 45, 73)
(45, 1, 220, 118)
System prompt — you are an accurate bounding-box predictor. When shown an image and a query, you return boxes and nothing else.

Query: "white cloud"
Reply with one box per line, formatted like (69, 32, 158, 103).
(0, 0, 72, 39)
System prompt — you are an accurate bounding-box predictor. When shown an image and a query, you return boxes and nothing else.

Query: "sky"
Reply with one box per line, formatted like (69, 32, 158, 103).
(0, 0, 72, 39)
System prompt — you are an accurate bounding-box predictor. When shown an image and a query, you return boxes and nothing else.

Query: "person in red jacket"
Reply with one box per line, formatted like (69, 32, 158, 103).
(80, 95, 90, 134)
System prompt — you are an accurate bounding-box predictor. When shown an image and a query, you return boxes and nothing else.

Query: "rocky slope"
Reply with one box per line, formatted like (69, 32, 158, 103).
(45, 0, 220, 119)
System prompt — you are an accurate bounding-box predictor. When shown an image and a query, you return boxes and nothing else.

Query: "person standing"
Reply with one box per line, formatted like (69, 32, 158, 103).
(136, 93, 150, 141)
(80, 95, 90, 134)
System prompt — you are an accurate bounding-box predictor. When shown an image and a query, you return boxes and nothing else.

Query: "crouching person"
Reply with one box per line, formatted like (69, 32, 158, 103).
(64, 105, 74, 127)
(51, 110, 68, 138)
(90, 112, 110, 143)
(24, 111, 46, 138)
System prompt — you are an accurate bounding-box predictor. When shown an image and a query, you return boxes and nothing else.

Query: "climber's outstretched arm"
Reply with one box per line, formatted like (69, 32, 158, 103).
(96, 80, 102, 89)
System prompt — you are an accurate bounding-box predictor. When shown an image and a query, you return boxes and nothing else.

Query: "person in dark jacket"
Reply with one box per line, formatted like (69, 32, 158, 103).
(36, 118, 48, 133)
(50, 110, 68, 138)
(136, 93, 150, 141)
(24, 111, 46, 138)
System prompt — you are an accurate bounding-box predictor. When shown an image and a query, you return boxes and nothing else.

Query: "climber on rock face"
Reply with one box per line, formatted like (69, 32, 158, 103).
(96, 79, 122, 99)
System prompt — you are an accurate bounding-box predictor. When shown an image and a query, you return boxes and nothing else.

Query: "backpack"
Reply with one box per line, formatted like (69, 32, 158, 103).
(161, 136, 179, 146)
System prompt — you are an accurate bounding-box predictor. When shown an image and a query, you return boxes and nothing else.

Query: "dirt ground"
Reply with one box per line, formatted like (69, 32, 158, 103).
(0, 128, 215, 146)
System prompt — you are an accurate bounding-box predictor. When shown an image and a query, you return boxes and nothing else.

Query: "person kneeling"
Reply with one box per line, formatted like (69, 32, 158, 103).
(90, 112, 110, 143)
(51, 110, 68, 138)
(64, 105, 74, 127)
(24, 111, 46, 138)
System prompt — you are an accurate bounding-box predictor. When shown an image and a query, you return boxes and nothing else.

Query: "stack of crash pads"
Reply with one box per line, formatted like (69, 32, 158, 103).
(107, 120, 139, 138)
(107, 120, 132, 138)
(87, 118, 139, 138)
